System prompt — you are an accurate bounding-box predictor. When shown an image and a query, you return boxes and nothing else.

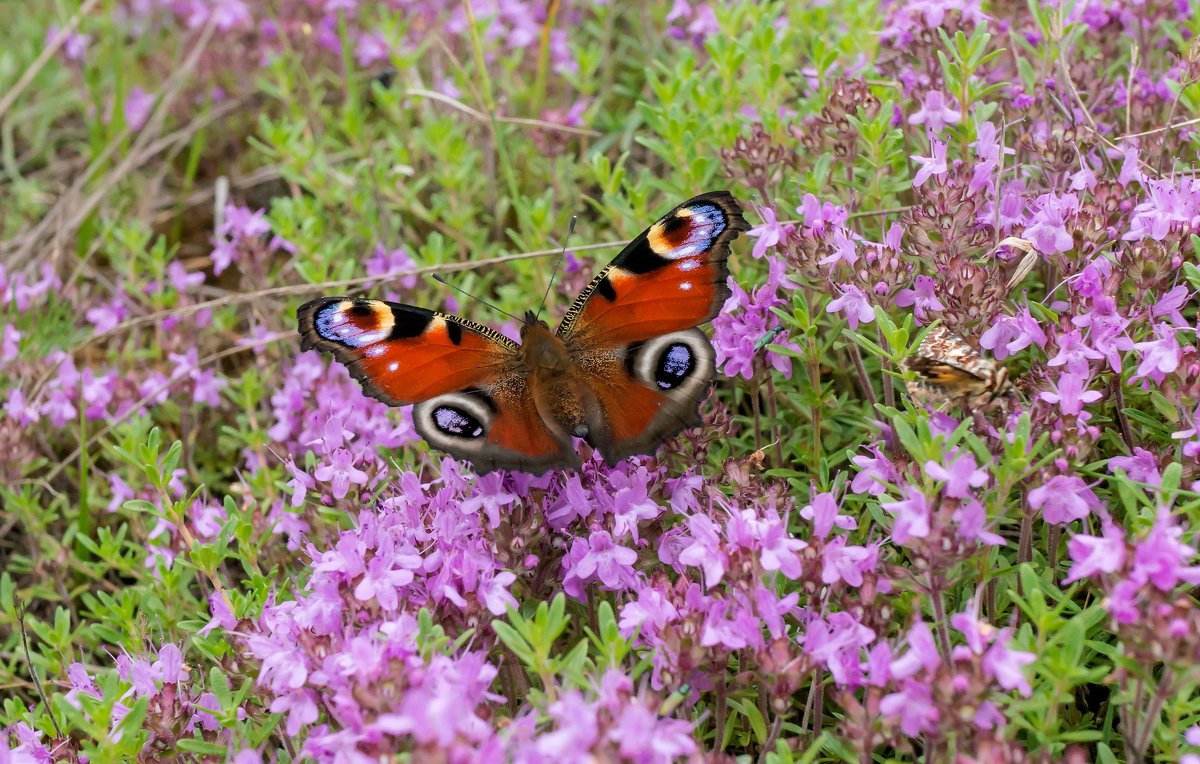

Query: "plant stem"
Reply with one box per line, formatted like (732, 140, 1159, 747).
(848, 343, 877, 410)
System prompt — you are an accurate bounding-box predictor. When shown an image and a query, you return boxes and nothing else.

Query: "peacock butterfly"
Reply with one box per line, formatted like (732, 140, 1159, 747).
(297, 191, 748, 475)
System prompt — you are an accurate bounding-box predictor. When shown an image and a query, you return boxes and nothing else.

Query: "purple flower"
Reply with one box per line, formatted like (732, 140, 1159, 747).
(618, 586, 679, 638)
(894, 275, 945, 325)
(924, 450, 989, 499)
(47, 25, 91, 61)
(850, 445, 897, 496)
(460, 473, 517, 529)
(85, 297, 127, 333)
(1171, 403, 1200, 458)
(1023, 192, 1079, 254)
(818, 228, 859, 269)
(221, 204, 270, 240)
(979, 307, 1046, 360)
(313, 448, 368, 500)
(908, 90, 961, 133)
(826, 283, 875, 329)
(535, 691, 598, 762)
(821, 537, 876, 586)
(881, 485, 931, 545)
(270, 690, 318, 737)
(123, 87, 155, 131)
(1047, 329, 1105, 374)
(890, 620, 941, 679)
(1, 324, 19, 365)
(712, 262, 801, 380)
(800, 492, 857, 540)
(677, 514, 727, 588)
(1038, 372, 1103, 417)
(1115, 143, 1143, 186)
(210, 239, 238, 275)
(166, 261, 204, 292)
(880, 680, 940, 736)
(1130, 324, 1182, 386)
(285, 458, 313, 507)
(355, 31, 391, 67)
(610, 703, 696, 763)
(1028, 474, 1099, 525)
(1108, 448, 1161, 485)
(911, 138, 948, 187)
(1130, 507, 1200, 591)
(953, 500, 1005, 546)
(563, 531, 638, 595)
(1151, 285, 1190, 326)
(188, 0, 253, 31)
(756, 513, 806, 578)
(365, 244, 419, 292)
(198, 592, 238, 637)
(982, 629, 1035, 696)
(1124, 178, 1198, 241)
(798, 193, 848, 236)
(747, 204, 790, 259)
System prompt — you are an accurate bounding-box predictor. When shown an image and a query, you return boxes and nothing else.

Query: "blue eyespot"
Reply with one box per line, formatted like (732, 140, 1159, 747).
(656, 344, 694, 389)
(433, 406, 485, 438)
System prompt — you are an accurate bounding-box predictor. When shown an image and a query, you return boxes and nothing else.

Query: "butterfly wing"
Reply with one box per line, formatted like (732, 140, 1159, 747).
(902, 325, 1009, 408)
(557, 191, 747, 464)
(298, 297, 575, 474)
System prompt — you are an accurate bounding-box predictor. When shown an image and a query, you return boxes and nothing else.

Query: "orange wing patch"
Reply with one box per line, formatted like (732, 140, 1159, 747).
(298, 297, 515, 406)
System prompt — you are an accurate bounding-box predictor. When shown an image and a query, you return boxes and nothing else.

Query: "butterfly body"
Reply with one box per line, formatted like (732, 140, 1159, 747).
(298, 191, 748, 475)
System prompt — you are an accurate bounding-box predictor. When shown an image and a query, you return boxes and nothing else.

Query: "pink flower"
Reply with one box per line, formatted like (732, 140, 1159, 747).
(1038, 372, 1103, 417)
(747, 204, 789, 259)
(123, 87, 155, 131)
(881, 485, 931, 545)
(1130, 324, 1183, 386)
(355, 31, 390, 67)
(982, 629, 1035, 696)
(911, 138, 948, 187)
(826, 283, 875, 329)
(924, 450, 989, 499)
(979, 307, 1046, 360)
(313, 448, 368, 499)
(908, 90, 961, 133)
(880, 680, 940, 736)
(894, 275, 945, 325)
(1028, 474, 1099, 524)
(1023, 192, 1079, 254)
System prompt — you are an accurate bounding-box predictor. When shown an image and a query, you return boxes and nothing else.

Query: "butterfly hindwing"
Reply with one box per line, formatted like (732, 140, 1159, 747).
(297, 297, 574, 473)
(556, 192, 747, 464)
(574, 328, 717, 465)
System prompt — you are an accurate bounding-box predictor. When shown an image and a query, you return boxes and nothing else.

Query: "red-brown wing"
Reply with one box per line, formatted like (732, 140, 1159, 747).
(555, 192, 745, 464)
(556, 191, 748, 347)
(297, 297, 574, 474)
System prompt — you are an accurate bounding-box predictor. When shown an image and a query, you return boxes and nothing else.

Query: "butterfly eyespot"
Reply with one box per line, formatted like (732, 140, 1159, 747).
(413, 393, 495, 449)
(655, 343, 695, 390)
(433, 406, 485, 438)
(627, 329, 714, 398)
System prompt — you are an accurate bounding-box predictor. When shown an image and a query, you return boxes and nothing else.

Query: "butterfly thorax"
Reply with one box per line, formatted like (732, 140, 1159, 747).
(518, 319, 596, 439)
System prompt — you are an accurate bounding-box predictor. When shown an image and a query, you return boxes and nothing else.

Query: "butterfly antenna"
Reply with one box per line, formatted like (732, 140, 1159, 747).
(431, 274, 523, 322)
(535, 215, 577, 322)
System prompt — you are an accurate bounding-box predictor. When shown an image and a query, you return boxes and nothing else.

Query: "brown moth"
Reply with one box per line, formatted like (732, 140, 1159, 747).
(901, 325, 1012, 409)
